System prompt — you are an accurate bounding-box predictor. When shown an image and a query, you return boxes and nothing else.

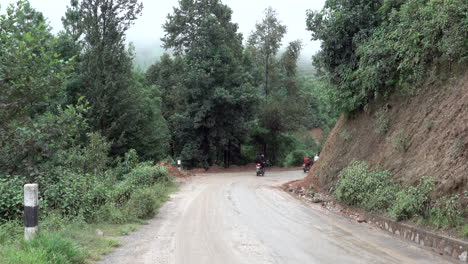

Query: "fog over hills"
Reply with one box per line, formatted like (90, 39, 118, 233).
(2, 0, 324, 70)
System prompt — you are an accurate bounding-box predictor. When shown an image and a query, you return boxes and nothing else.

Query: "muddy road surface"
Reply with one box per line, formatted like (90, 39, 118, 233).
(99, 171, 456, 264)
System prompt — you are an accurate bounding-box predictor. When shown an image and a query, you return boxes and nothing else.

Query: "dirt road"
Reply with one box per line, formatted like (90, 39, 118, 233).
(99, 171, 456, 264)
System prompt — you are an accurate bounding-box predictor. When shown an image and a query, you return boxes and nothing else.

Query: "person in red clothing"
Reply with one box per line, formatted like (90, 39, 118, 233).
(303, 155, 312, 172)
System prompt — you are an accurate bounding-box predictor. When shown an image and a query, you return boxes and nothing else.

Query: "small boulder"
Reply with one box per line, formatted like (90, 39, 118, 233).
(96, 229, 104, 236)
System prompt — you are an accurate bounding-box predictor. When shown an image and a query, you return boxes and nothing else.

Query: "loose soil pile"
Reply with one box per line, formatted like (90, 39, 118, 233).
(157, 162, 191, 178)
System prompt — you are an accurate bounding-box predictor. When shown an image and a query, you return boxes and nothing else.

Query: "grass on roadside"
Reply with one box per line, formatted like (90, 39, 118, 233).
(0, 180, 178, 264)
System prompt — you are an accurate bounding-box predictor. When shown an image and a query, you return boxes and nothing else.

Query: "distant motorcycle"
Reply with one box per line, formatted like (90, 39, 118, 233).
(256, 163, 265, 176)
(303, 162, 311, 173)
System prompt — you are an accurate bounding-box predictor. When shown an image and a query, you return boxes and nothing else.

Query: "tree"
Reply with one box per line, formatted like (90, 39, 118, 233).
(248, 7, 286, 96)
(62, 0, 170, 159)
(305, 0, 384, 112)
(0, 1, 70, 124)
(281, 40, 302, 96)
(146, 54, 187, 120)
(162, 0, 257, 168)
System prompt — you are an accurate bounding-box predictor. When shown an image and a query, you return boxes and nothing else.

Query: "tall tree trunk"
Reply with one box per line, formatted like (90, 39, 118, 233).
(265, 55, 269, 96)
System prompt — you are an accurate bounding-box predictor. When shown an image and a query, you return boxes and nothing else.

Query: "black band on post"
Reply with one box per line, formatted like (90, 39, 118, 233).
(24, 206, 39, 228)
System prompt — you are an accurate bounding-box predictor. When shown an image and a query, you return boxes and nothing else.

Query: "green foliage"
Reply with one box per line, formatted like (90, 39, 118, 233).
(375, 109, 389, 133)
(283, 150, 308, 167)
(339, 128, 352, 141)
(389, 177, 435, 220)
(335, 162, 463, 228)
(389, 129, 410, 152)
(0, 176, 24, 223)
(62, 0, 170, 160)
(248, 7, 287, 96)
(259, 97, 307, 134)
(161, 0, 258, 168)
(0, 221, 22, 245)
(307, 0, 468, 113)
(41, 171, 101, 218)
(335, 161, 396, 212)
(0, 1, 71, 123)
(462, 225, 468, 238)
(126, 184, 170, 219)
(281, 40, 303, 96)
(124, 165, 170, 187)
(0, 233, 85, 264)
(428, 195, 463, 228)
(0, 100, 93, 176)
(118, 224, 138, 236)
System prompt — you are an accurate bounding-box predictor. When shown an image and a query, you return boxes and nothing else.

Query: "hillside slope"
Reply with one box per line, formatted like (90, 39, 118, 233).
(301, 72, 468, 208)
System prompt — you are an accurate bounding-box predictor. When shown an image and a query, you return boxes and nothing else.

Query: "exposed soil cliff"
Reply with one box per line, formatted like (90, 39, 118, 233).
(299, 72, 468, 208)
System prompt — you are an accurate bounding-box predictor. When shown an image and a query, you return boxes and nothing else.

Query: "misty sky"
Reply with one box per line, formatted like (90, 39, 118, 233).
(1, 0, 325, 66)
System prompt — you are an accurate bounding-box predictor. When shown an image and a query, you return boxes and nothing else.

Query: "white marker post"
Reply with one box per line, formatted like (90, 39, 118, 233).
(24, 184, 39, 241)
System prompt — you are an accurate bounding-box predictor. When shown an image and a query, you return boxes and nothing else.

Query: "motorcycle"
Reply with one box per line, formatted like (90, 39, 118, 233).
(303, 162, 311, 173)
(256, 163, 265, 176)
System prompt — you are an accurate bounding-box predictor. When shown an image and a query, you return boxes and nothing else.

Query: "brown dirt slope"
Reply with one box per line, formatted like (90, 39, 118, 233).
(299, 72, 468, 206)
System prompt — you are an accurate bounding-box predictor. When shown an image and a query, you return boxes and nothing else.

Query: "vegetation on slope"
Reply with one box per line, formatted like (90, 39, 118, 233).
(307, 0, 468, 113)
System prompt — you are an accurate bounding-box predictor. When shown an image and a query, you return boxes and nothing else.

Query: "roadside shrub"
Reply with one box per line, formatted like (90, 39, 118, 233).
(0, 175, 25, 223)
(124, 164, 169, 187)
(125, 187, 159, 219)
(94, 202, 130, 224)
(389, 177, 435, 220)
(41, 170, 106, 219)
(428, 195, 463, 228)
(283, 149, 308, 167)
(110, 180, 134, 206)
(335, 161, 396, 211)
(462, 225, 468, 238)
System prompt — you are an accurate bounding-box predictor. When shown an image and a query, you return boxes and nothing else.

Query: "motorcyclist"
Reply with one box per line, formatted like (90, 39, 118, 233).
(303, 155, 312, 167)
(255, 153, 266, 168)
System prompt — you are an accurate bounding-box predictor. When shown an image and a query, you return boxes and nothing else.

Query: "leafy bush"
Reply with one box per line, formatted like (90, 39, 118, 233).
(389, 129, 410, 152)
(41, 170, 97, 218)
(283, 149, 308, 167)
(428, 195, 463, 228)
(124, 164, 169, 187)
(307, 0, 468, 113)
(335, 161, 396, 211)
(126, 187, 160, 219)
(96, 180, 174, 224)
(462, 225, 468, 238)
(0, 175, 25, 223)
(389, 177, 435, 220)
(375, 109, 389, 133)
